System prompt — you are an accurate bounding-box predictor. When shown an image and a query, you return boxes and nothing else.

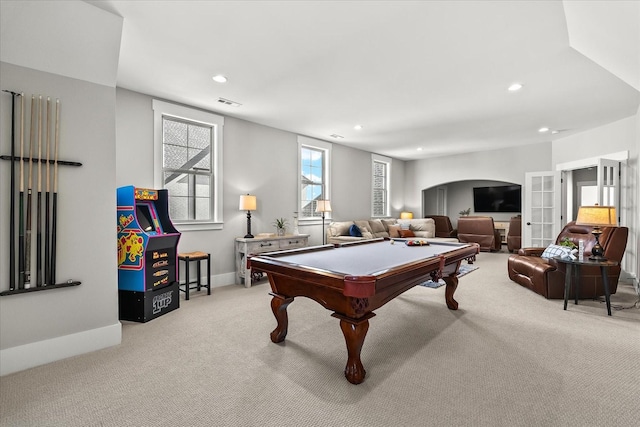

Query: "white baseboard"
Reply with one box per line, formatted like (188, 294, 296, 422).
(0, 322, 122, 376)
(210, 271, 237, 288)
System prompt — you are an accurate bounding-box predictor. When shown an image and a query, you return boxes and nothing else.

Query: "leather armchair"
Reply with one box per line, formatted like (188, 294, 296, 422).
(425, 215, 457, 238)
(507, 222, 628, 299)
(506, 216, 522, 253)
(457, 216, 501, 252)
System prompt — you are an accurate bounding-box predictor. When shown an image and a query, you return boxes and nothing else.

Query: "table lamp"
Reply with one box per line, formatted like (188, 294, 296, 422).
(575, 205, 617, 261)
(400, 212, 413, 219)
(239, 194, 257, 238)
(316, 200, 332, 245)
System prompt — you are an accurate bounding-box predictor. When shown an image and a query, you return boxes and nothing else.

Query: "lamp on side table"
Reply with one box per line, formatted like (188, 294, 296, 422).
(240, 194, 257, 238)
(576, 205, 617, 261)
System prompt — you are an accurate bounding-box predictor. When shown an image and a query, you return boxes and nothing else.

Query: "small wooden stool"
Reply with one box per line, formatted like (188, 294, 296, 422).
(178, 251, 211, 300)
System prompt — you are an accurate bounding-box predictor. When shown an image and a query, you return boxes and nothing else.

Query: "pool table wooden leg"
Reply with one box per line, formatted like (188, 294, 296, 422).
(443, 274, 459, 310)
(269, 293, 294, 343)
(333, 312, 375, 384)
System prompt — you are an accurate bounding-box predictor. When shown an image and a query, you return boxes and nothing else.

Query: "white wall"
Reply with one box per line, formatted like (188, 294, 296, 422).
(0, 0, 123, 376)
(0, 63, 120, 375)
(116, 88, 406, 284)
(404, 142, 552, 216)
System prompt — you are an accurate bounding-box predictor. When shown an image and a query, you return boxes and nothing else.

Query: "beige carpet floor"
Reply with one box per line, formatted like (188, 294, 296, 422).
(1, 250, 639, 427)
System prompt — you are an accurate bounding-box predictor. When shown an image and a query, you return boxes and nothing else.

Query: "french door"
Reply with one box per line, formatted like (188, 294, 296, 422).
(523, 171, 561, 247)
(596, 158, 619, 215)
(524, 158, 621, 247)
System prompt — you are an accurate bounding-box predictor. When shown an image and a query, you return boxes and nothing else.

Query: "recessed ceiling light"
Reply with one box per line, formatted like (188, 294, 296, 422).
(551, 130, 559, 134)
(354, 125, 363, 130)
(508, 83, 523, 92)
(416, 147, 423, 151)
(212, 75, 228, 83)
(538, 127, 549, 133)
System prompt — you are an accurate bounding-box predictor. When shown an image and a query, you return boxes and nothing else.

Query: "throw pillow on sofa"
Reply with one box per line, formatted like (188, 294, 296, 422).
(349, 224, 362, 237)
(540, 244, 576, 260)
(398, 229, 415, 238)
(388, 224, 401, 238)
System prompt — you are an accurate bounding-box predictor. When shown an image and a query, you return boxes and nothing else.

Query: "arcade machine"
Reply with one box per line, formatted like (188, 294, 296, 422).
(117, 186, 181, 322)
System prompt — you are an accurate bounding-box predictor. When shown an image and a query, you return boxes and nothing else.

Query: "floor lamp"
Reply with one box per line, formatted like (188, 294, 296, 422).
(576, 205, 617, 261)
(316, 200, 332, 245)
(239, 194, 257, 238)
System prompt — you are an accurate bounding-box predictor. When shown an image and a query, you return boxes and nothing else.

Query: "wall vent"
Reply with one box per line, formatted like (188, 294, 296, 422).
(217, 97, 242, 107)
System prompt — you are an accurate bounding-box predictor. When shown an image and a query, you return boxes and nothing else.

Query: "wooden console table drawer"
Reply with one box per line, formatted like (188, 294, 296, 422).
(279, 236, 308, 250)
(235, 234, 309, 287)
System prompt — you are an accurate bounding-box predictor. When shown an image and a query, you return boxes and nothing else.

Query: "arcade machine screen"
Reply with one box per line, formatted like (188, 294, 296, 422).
(136, 203, 158, 234)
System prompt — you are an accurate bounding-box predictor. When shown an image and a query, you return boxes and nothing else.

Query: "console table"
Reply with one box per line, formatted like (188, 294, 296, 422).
(235, 234, 309, 287)
(493, 221, 510, 245)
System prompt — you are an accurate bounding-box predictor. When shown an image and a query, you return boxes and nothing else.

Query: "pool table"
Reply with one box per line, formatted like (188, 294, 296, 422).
(249, 238, 479, 384)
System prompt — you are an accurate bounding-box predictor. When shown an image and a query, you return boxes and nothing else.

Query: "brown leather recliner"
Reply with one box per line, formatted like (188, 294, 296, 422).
(457, 216, 501, 252)
(425, 215, 457, 238)
(507, 222, 628, 299)
(507, 216, 522, 253)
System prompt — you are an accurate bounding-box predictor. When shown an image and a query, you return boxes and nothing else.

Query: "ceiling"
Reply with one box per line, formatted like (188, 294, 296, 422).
(85, 0, 639, 161)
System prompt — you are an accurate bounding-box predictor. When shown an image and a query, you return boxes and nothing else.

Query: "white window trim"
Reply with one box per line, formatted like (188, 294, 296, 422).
(153, 99, 224, 231)
(297, 136, 332, 224)
(371, 153, 391, 218)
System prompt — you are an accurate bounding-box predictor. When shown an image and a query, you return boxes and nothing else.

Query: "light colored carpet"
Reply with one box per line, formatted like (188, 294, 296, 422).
(420, 263, 479, 288)
(1, 251, 639, 427)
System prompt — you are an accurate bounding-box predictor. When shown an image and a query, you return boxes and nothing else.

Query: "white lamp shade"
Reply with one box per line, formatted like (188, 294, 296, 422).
(316, 200, 332, 213)
(239, 194, 257, 211)
(576, 205, 617, 226)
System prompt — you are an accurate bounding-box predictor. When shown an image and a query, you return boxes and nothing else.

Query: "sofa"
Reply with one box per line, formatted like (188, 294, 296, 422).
(326, 217, 459, 245)
(507, 221, 629, 299)
(457, 216, 502, 252)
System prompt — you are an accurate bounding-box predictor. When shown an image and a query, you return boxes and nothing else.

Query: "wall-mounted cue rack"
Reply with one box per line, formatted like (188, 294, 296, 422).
(1, 90, 82, 296)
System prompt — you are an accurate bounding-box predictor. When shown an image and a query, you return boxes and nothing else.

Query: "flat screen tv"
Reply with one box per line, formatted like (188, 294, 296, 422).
(473, 185, 521, 213)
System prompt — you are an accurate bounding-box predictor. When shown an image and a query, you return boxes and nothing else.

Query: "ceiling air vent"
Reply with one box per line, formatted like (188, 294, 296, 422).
(217, 97, 242, 107)
(329, 134, 344, 139)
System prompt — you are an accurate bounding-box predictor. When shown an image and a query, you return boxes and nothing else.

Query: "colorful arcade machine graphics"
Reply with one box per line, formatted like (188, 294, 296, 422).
(116, 186, 181, 322)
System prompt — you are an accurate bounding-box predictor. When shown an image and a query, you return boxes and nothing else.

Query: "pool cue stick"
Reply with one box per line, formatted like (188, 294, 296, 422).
(3, 90, 19, 291)
(18, 93, 25, 289)
(44, 97, 51, 286)
(24, 95, 35, 288)
(50, 99, 60, 286)
(36, 95, 43, 287)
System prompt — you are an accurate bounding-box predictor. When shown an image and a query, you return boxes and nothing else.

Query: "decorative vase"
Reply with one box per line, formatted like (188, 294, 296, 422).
(276, 228, 285, 236)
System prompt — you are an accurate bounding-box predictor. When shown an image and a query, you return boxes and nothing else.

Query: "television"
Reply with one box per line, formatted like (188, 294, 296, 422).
(473, 185, 521, 213)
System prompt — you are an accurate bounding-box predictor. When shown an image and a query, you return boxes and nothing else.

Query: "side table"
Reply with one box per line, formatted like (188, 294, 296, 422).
(555, 256, 619, 316)
(235, 235, 309, 287)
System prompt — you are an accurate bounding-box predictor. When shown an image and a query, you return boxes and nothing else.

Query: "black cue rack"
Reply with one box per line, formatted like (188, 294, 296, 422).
(0, 155, 82, 296)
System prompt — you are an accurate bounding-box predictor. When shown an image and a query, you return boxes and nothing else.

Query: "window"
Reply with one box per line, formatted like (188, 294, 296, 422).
(153, 100, 224, 230)
(372, 154, 391, 217)
(298, 136, 331, 220)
